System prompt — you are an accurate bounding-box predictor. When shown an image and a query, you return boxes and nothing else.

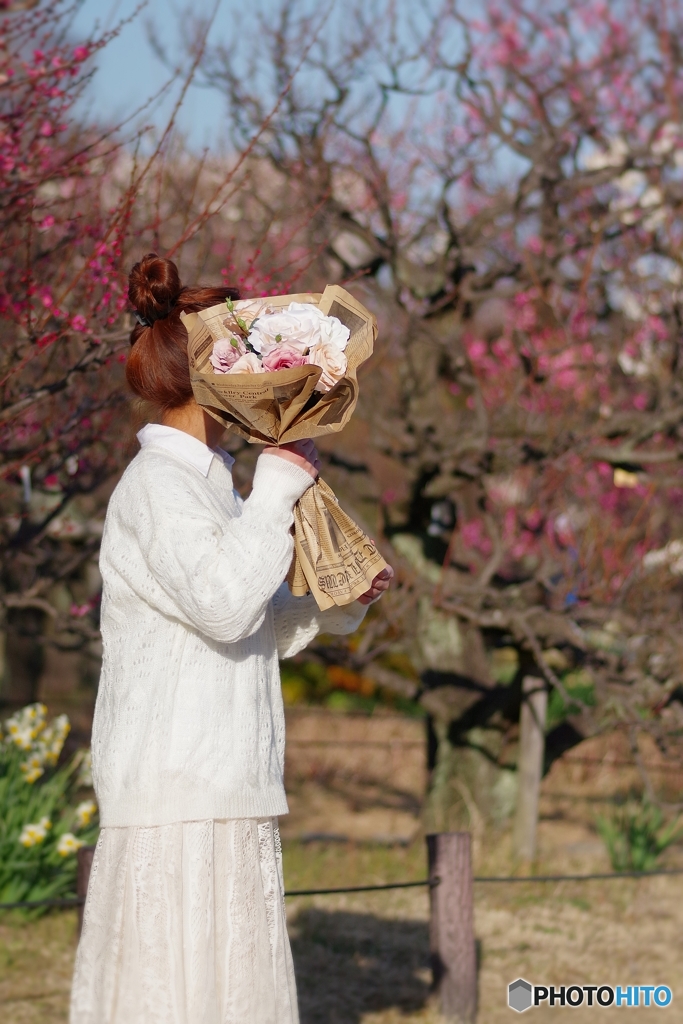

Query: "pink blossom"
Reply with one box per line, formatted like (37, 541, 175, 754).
(73, 46, 90, 62)
(503, 507, 517, 541)
(262, 342, 308, 372)
(71, 314, 87, 332)
(511, 531, 537, 560)
(554, 368, 579, 389)
(460, 519, 492, 555)
(467, 338, 487, 362)
(39, 121, 54, 137)
(70, 602, 92, 618)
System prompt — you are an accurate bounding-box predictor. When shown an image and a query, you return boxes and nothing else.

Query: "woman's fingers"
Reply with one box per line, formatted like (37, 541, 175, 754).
(289, 440, 320, 477)
(357, 564, 394, 604)
(263, 440, 320, 479)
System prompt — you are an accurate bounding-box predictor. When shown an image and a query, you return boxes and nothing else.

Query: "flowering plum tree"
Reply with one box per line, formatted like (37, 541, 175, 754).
(0, 2, 254, 706)
(196, 0, 683, 825)
(5, 0, 683, 835)
(0, 2, 135, 705)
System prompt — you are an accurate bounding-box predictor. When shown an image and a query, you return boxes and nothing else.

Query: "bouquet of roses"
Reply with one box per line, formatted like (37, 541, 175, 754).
(208, 297, 350, 390)
(181, 285, 388, 610)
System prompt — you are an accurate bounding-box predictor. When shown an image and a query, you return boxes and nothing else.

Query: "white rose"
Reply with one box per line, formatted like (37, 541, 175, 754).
(247, 302, 350, 355)
(287, 302, 350, 351)
(227, 352, 265, 374)
(249, 307, 318, 354)
(307, 340, 348, 391)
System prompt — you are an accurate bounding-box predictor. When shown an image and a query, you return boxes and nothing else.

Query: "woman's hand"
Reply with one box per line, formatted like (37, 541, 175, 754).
(358, 565, 394, 604)
(263, 439, 321, 479)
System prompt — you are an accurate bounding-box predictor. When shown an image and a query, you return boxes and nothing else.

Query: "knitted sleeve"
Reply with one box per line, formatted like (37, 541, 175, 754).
(115, 453, 314, 644)
(271, 583, 367, 659)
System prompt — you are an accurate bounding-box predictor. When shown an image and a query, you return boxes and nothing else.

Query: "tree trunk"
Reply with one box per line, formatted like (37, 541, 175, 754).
(1, 609, 45, 707)
(513, 675, 547, 867)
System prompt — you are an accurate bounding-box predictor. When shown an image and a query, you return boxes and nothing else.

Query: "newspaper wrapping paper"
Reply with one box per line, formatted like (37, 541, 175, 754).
(181, 285, 388, 610)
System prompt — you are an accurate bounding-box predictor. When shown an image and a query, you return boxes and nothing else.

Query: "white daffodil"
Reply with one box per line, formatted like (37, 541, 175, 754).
(19, 816, 51, 847)
(20, 754, 46, 784)
(57, 832, 85, 857)
(40, 714, 70, 766)
(5, 703, 48, 749)
(74, 799, 97, 829)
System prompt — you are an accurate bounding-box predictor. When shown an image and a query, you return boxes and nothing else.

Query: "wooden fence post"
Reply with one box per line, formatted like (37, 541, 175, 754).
(426, 832, 477, 1023)
(77, 844, 96, 936)
(513, 676, 547, 866)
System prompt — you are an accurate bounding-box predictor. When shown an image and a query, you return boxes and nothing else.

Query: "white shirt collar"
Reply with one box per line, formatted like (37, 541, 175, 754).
(137, 423, 235, 478)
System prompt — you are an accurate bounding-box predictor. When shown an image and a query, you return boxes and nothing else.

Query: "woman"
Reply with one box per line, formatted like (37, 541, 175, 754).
(70, 254, 392, 1024)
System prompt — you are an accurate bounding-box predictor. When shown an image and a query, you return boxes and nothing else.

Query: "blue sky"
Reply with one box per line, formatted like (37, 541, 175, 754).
(71, 0, 246, 148)
(70, 0, 446, 148)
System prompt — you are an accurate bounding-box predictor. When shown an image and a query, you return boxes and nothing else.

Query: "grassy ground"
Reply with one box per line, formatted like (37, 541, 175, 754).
(2, 720, 682, 1022)
(0, 909, 78, 1023)
(285, 840, 683, 1023)
(2, 839, 682, 1023)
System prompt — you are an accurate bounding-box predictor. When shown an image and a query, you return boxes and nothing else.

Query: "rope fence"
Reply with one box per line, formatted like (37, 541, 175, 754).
(4, 837, 683, 1022)
(3, 863, 683, 912)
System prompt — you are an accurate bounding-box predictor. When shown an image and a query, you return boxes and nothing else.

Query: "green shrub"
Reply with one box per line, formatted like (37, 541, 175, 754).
(0, 704, 99, 916)
(597, 800, 682, 872)
(546, 670, 596, 729)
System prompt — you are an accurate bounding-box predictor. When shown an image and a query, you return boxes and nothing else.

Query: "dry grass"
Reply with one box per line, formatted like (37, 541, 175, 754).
(2, 846, 681, 1023)
(2, 720, 682, 1022)
(0, 910, 77, 1023)
(285, 841, 682, 1023)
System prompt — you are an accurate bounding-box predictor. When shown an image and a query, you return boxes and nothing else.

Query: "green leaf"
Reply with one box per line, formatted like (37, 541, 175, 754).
(546, 672, 596, 729)
(0, 707, 99, 917)
(597, 801, 682, 872)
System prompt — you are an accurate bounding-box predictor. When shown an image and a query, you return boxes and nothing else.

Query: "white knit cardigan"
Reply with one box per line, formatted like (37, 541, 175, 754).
(92, 425, 366, 827)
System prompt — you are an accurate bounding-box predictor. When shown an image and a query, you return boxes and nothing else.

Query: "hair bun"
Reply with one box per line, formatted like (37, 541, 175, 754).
(128, 253, 182, 323)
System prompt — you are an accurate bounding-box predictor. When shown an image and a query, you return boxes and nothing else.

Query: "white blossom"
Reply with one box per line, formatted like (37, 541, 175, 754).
(19, 816, 51, 847)
(57, 832, 85, 857)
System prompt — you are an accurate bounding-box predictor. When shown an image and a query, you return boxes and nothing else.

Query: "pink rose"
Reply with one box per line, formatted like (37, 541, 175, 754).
(210, 337, 246, 373)
(261, 342, 309, 372)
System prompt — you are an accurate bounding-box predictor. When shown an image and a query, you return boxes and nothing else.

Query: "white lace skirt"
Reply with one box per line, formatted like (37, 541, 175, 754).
(70, 818, 299, 1024)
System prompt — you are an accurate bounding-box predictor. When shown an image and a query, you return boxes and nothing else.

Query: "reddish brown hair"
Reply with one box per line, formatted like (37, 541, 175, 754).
(126, 253, 239, 411)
